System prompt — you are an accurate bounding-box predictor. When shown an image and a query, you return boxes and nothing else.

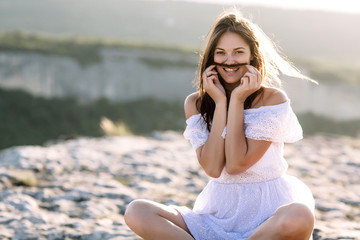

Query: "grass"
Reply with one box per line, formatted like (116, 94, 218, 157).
(297, 112, 360, 137)
(0, 31, 197, 67)
(1, 87, 360, 151)
(1, 31, 360, 149)
(114, 176, 133, 186)
(0, 87, 185, 150)
(0, 31, 102, 67)
(100, 117, 132, 136)
(1, 31, 360, 85)
(293, 57, 360, 85)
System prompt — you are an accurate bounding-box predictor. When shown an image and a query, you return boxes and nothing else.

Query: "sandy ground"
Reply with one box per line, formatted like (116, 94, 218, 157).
(0, 131, 359, 239)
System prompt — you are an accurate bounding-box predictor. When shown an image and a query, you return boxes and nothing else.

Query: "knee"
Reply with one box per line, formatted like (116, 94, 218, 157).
(276, 203, 314, 238)
(124, 199, 152, 232)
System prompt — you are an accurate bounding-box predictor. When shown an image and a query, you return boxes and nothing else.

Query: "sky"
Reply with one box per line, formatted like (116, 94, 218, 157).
(178, 0, 360, 14)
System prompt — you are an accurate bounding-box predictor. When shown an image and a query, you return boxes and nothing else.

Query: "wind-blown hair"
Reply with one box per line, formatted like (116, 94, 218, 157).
(195, 9, 315, 131)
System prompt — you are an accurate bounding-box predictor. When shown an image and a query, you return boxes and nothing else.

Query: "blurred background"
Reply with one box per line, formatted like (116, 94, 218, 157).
(0, 0, 360, 150)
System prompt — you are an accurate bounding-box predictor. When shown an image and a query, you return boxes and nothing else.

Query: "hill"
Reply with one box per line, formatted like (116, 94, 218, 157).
(0, 0, 359, 62)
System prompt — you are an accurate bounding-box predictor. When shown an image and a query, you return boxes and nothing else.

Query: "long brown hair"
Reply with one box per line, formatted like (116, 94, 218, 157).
(195, 9, 315, 131)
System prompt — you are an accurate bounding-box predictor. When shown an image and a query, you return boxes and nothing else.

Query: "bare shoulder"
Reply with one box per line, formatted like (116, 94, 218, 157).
(184, 92, 200, 119)
(262, 87, 289, 106)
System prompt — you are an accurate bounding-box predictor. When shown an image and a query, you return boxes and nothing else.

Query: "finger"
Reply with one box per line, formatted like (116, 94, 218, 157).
(241, 76, 250, 87)
(202, 74, 208, 89)
(242, 72, 254, 78)
(207, 71, 218, 78)
(246, 71, 260, 85)
(244, 65, 255, 74)
(246, 64, 259, 74)
(210, 75, 222, 86)
(208, 76, 219, 85)
(203, 70, 215, 81)
(202, 71, 207, 81)
(203, 69, 217, 82)
(205, 65, 216, 73)
(246, 66, 261, 87)
(242, 72, 256, 84)
(208, 64, 216, 70)
(252, 68, 261, 85)
(202, 71, 208, 79)
(253, 67, 261, 76)
(256, 70, 261, 82)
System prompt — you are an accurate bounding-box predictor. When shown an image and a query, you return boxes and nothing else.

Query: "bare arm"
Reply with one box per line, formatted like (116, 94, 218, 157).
(184, 65, 228, 178)
(225, 66, 287, 174)
(225, 97, 272, 174)
(184, 93, 226, 178)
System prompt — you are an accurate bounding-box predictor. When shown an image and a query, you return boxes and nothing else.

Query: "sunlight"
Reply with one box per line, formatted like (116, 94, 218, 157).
(184, 0, 360, 14)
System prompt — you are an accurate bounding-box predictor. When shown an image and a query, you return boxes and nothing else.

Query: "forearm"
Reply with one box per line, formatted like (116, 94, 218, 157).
(198, 100, 227, 178)
(225, 98, 248, 174)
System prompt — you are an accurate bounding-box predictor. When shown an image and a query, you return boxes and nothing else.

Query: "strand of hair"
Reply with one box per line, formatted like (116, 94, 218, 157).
(213, 62, 248, 68)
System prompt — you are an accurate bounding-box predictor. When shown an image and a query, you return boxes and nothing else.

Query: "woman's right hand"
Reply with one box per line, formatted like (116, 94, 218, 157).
(202, 65, 226, 104)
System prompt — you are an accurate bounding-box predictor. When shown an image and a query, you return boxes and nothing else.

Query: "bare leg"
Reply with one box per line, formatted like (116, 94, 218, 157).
(248, 203, 314, 240)
(124, 199, 194, 240)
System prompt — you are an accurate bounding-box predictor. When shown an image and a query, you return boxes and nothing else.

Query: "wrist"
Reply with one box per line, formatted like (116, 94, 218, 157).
(230, 92, 246, 103)
(214, 95, 227, 105)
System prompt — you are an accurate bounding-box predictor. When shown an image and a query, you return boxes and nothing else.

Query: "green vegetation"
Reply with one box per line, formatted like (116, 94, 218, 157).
(0, 31, 360, 84)
(1, 87, 359, 151)
(293, 57, 360, 85)
(297, 112, 360, 137)
(0, 31, 102, 67)
(139, 56, 197, 70)
(1, 31, 359, 149)
(0, 87, 185, 150)
(1, 31, 359, 84)
(0, 31, 196, 67)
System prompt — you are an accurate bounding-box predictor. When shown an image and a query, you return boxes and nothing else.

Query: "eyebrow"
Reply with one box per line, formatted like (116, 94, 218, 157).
(215, 47, 246, 51)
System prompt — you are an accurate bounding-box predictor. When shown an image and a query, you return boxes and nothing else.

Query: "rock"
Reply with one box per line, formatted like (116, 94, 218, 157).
(0, 132, 359, 239)
(339, 199, 360, 207)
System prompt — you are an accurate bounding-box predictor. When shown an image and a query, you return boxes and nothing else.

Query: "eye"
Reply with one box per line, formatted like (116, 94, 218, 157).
(235, 51, 244, 54)
(215, 51, 225, 55)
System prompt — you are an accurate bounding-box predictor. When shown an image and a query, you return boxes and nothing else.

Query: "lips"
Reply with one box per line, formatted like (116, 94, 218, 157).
(223, 68, 240, 76)
(223, 67, 239, 72)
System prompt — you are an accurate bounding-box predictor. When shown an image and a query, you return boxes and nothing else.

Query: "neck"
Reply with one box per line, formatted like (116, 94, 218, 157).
(223, 81, 240, 97)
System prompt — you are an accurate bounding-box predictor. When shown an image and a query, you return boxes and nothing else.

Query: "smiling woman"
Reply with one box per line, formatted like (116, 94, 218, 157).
(194, 9, 316, 131)
(213, 32, 251, 84)
(124, 8, 316, 240)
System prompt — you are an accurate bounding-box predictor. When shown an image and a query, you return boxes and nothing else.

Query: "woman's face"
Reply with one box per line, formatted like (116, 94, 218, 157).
(214, 32, 252, 84)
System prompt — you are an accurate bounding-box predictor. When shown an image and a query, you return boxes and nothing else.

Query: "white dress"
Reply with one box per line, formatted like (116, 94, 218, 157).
(174, 100, 315, 240)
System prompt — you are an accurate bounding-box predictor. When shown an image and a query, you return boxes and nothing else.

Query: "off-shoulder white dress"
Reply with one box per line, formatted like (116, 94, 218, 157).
(174, 101, 315, 240)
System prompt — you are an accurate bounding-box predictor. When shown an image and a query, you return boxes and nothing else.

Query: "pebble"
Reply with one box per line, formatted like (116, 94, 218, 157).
(0, 131, 359, 239)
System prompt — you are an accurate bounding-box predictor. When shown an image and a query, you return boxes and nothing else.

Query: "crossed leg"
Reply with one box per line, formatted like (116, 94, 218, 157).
(125, 200, 313, 240)
(124, 199, 194, 240)
(248, 203, 314, 240)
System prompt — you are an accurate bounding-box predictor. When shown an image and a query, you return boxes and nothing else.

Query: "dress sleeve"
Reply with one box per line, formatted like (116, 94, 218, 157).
(244, 101, 303, 143)
(183, 114, 210, 150)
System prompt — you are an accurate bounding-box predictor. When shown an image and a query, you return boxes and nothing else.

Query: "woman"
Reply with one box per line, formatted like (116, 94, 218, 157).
(125, 9, 316, 240)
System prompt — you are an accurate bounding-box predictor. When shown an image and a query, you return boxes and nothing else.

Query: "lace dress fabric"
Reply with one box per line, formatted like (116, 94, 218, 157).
(175, 101, 315, 240)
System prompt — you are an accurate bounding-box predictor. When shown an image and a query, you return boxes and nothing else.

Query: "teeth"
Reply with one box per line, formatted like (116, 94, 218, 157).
(224, 68, 238, 72)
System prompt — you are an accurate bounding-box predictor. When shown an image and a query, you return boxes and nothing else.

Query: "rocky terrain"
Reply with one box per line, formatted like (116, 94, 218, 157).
(0, 131, 359, 239)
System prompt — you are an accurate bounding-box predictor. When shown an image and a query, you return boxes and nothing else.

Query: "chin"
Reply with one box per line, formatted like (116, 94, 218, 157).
(223, 80, 241, 89)
(223, 77, 241, 85)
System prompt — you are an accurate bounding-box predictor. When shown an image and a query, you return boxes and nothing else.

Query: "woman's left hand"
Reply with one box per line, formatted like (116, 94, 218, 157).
(231, 65, 262, 102)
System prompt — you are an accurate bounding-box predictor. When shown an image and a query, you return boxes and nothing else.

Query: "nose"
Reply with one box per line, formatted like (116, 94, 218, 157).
(224, 54, 236, 64)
